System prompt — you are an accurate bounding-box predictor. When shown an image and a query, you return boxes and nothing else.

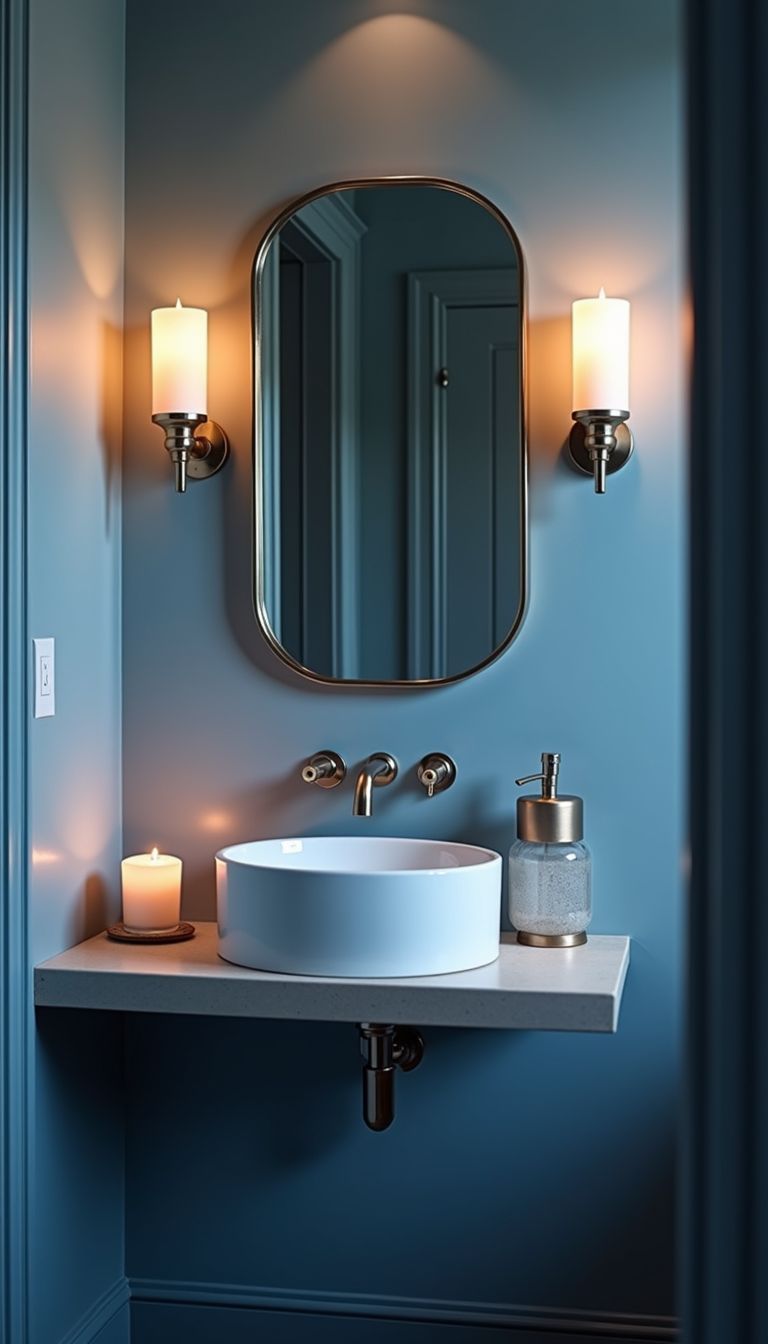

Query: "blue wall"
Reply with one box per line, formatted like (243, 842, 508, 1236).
(27, 0, 127, 1339)
(122, 0, 683, 1336)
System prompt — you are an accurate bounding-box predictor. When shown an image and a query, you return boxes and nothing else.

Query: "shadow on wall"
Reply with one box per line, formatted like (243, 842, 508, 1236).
(125, 1011, 674, 1314)
(82, 871, 111, 938)
(99, 319, 123, 533)
(528, 315, 571, 472)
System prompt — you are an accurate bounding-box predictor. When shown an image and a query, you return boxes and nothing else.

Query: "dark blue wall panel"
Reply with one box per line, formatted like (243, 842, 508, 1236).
(125, 1011, 674, 1315)
(684, 0, 768, 1341)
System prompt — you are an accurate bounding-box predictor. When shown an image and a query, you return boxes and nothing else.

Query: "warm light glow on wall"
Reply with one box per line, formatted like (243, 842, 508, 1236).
(270, 12, 510, 153)
(198, 810, 235, 833)
(31, 848, 62, 867)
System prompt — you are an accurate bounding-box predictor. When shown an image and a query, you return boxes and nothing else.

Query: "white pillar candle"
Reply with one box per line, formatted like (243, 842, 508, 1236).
(151, 299, 207, 416)
(121, 848, 182, 933)
(572, 288, 630, 411)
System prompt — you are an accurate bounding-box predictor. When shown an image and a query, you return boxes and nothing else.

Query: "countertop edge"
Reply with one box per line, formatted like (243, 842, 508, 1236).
(33, 930, 631, 1033)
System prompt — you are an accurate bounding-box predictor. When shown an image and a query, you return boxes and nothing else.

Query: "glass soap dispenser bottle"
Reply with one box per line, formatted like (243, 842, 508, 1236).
(509, 752, 591, 947)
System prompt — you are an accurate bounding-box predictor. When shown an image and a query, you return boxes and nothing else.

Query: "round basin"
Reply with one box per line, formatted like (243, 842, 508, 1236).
(216, 836, 502, 978)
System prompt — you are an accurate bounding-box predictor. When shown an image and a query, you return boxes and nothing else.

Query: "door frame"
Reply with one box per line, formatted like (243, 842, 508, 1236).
(684, 0, 768, 1339)
(0, 0, 30, 1339)
(258, 194, 365, 679)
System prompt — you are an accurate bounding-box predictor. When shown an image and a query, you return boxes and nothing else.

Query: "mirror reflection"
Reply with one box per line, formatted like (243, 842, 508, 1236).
(254, 180, 526, 684)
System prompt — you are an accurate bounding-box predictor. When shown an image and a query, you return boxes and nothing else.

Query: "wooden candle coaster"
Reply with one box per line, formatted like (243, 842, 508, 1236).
(106, 921, 196, 945)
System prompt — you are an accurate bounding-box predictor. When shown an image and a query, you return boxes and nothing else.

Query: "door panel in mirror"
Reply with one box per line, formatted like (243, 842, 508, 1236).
(253, 178, 527, 685)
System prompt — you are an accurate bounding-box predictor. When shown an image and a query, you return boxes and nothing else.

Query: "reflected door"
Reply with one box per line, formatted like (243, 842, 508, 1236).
(407, 269, 520, 679)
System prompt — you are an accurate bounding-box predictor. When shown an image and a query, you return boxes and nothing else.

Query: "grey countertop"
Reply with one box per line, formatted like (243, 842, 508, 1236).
(34, 924, 630, 1032)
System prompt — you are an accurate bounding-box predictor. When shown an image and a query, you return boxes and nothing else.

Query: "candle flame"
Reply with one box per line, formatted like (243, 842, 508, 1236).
(150, 846, 159, 862)
(175, 297, 182, 309)
(598, 286, 606, 301)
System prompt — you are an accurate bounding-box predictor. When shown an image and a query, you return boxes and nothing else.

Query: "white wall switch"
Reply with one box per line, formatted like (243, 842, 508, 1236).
(33, 638, 55, 718)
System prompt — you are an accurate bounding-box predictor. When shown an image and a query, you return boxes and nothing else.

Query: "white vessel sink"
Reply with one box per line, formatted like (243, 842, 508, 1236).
(216, 836, 502, 978)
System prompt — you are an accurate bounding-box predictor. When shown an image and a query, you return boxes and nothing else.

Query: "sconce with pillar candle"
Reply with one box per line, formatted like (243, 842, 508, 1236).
(568, 288, 633, 494)
(150, 299, 229, 493)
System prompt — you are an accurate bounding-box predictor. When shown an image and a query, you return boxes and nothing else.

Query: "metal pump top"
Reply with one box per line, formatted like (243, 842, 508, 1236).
(515, 752, 584, 844)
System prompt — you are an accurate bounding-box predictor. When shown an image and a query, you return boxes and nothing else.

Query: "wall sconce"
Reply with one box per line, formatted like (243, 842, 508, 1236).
(568, 288, 633, 494)
(150, 299, 229, 493)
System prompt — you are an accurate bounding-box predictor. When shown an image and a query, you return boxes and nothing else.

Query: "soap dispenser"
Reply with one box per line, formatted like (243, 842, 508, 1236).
(509, 752, 591, 947)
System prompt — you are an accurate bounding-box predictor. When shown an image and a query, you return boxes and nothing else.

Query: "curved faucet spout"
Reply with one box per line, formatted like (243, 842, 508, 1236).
(352, 767, 377, 818)
(352, 753, 398, 817)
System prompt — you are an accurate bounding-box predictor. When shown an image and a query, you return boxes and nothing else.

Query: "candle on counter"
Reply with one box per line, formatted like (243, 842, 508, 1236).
(121, 848, 182, 933)
(572, 288, 630, 411)
(150, 298, 207, 417)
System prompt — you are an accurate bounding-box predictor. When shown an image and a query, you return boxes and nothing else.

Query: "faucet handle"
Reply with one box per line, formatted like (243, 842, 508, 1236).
(301, 750, 346, 789)
(417, 753, 457, 799)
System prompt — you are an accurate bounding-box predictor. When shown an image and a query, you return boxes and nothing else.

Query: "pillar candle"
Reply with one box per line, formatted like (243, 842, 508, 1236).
(150, 299, 207, 416)
(572, 288, 630, 411)
(121, 848, 182, 932)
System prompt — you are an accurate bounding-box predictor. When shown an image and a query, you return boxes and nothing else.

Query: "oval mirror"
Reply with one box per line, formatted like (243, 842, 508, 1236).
(253, 177, 527, 685)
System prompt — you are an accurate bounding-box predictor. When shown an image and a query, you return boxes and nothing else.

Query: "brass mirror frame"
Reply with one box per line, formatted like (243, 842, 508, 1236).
(251, 175, 528, 687)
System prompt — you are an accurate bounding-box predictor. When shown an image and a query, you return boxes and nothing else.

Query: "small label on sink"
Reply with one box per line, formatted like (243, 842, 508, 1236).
(281, 839, 304, 854)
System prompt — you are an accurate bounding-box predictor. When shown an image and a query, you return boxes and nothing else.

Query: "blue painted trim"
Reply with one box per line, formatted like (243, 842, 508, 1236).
(58, 1278, 130, 1344)
(129, 1280, 678, 1340)
(260, 244, 282, 640)
(285, 197, 364, 678)
(0, 2, 29, 1341)
(407, 273, 447, 678)
(685, 1, 768, 1342)
(256, 193, 363, 678)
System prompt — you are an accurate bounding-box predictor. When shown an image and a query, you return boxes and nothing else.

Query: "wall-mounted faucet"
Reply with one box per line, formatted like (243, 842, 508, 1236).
(303, 751, 455, 808)
(417, 753, 457, 798)
(352, 753, 398, 817)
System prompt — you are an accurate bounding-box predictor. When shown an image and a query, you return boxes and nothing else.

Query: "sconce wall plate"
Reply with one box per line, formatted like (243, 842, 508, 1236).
(151, 412, 229, 493)
(185, 420, 229, 480)
(568, 411, 634, 494)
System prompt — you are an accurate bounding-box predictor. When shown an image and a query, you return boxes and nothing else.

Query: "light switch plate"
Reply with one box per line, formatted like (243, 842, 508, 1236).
(33, 638, 55, 717)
